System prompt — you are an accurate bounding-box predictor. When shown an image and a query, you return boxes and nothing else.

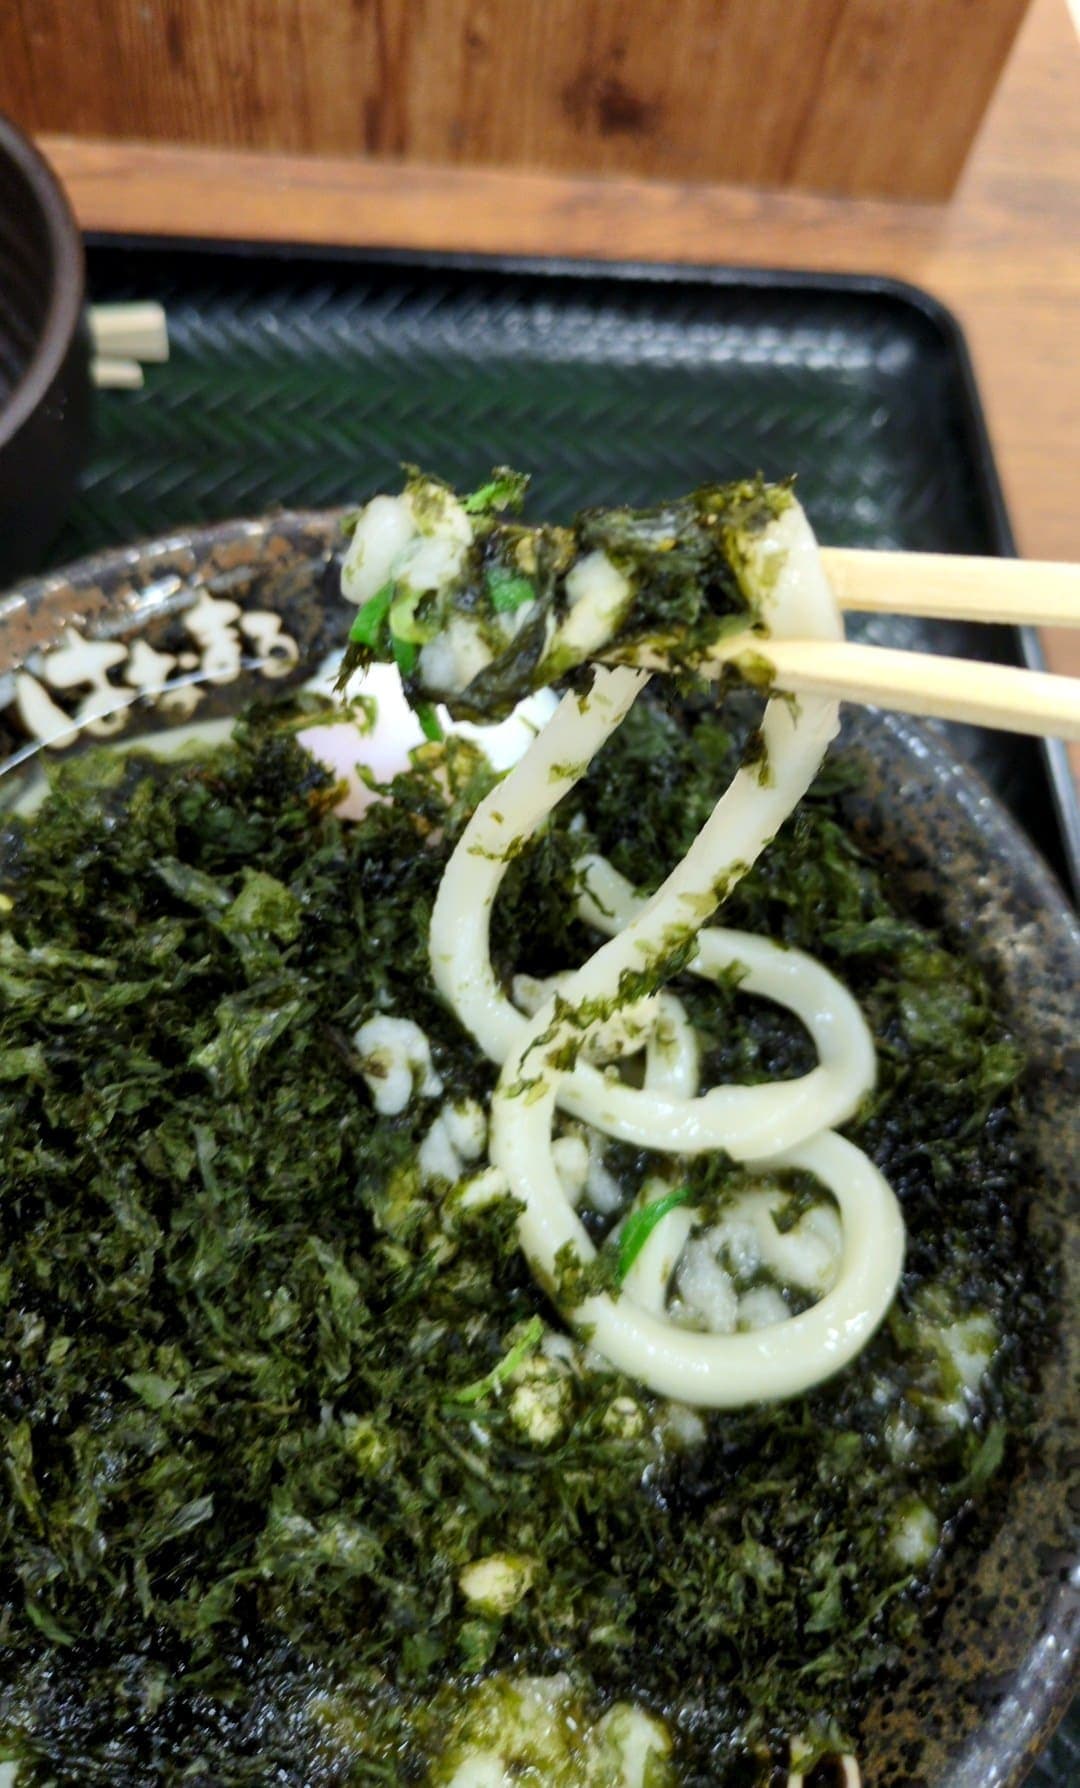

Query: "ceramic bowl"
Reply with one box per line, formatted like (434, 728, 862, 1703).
(0, 514, 1076, 1786)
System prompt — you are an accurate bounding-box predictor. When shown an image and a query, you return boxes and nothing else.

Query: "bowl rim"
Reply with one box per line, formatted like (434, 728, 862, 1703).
(0, 110, 85, 451)
(0, 510, 1077, 1782)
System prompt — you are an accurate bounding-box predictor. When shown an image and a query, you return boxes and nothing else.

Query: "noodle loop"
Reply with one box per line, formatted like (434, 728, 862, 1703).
(430, 501, 904, 1406)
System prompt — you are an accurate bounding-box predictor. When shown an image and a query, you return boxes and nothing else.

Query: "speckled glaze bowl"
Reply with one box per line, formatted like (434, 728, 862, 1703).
(0, 515, 1077, 1787)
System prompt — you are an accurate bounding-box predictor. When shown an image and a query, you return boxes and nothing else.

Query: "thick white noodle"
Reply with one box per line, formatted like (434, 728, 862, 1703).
(430, 501, 905, 1406)
(643, 993, 700, 1098)
(430, 662, 648, 1066)
(429, 698, 874, 1156)
(525, 1131, 902, 1404)
(576, 854, 877, 1154)
(431, 503, 872, 1156)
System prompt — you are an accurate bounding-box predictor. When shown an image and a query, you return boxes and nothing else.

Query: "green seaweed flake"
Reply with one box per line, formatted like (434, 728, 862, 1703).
(0, 688, 1047, 1788)
(337, 470, 795, 722)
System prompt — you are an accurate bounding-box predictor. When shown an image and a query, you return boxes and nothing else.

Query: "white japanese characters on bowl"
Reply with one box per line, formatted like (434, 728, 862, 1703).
(8, 581, 300, 753)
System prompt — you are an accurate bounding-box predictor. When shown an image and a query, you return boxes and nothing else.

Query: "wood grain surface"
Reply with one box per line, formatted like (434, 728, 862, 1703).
(29, 0, 1080, 772)
(1, 0, 1032, 200)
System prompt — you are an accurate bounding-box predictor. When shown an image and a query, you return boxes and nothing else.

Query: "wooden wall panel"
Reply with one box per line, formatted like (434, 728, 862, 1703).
(793, 0, 1040, 197)
(0, 6, 37, 119)
(0, 0, 1034, 200)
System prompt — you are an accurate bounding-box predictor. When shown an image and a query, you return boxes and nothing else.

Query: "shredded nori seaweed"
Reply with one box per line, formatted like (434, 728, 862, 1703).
(335, 470, 785, 722)
(0, 692, 1048, 1785)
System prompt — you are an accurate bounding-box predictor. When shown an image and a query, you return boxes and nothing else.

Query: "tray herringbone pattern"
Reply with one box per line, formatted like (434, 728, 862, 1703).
(63, 256, 991, 557)
(54, 245, 1065, 879)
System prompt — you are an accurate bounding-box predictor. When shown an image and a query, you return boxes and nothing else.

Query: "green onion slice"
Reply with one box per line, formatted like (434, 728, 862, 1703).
(462, 469, 530, 516)
(616, 1188, 693, 1285)
(391, 633, 419, 676)
(486, 565, 536, 614)
(389, 585, 437, 645)
(348, 582, 394, 649)
(416, 702, 444, 743)
(451, 1316, 544, 1406)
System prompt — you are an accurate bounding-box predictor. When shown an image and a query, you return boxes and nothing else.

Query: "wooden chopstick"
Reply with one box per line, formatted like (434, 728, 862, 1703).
(91, 356, 145, 390)
(621, 637, 1080, 741)
(87, 304, 169, 392)
(821, 548, 1080, 629)
(88, 302, 169, 364)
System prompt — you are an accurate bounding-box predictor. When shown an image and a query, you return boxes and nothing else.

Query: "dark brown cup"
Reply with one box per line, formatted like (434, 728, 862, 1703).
(0, 113, 90, 588)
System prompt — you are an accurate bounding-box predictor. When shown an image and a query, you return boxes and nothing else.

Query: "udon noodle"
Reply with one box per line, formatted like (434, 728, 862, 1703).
(344, 486, 906, 1406)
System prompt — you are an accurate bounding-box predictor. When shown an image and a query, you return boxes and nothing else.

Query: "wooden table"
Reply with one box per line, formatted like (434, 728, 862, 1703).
(39, 0, 1080, 765)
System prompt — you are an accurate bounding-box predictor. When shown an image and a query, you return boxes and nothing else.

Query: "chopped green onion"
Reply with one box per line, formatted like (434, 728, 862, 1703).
(462, 468, 530, 516)
(391, 633, 418, 676)
(486, 565, 536, 614)
(616, 1188, 693, 1285)
(451, 1316, 544, 1406)
(389, 585, 434, 645)
(348, 582, 394, 649)
(416, 702, 444, 743)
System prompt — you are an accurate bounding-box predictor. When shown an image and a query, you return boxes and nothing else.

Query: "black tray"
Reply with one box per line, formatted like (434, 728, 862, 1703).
(66, 237, 1079, 894)
(39, 237, 1080, 1780)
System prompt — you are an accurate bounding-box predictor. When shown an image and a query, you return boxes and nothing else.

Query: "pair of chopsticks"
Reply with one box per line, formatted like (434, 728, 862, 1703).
(72, 321, 1080, 742)
(625, 551, 1080, 741)
(88, 302, 169, 390)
